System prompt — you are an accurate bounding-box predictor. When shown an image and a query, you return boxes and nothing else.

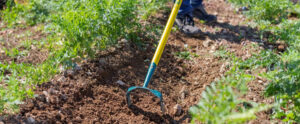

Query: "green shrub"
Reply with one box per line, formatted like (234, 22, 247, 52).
(229, 0, 293, 25)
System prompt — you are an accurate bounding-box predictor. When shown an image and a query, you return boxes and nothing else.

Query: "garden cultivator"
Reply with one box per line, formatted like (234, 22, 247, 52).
(126, 0, 182, 113)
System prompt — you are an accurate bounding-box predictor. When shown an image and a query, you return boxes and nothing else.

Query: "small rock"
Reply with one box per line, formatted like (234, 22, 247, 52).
(180, 87, 188, 99)
(119, 38, 128, 44)
(173, 104, 182, 116)
(7, 30, 13, 34)
(59, 66, 65, 73)
(245, 69, 251, 74)
(275, 40, 284, 44)
(220, 62, 230, 73)
(27, 117, 35, 124)
(220, 65, 226, 73)
(116, 44, 122, 48)
(42, 91, 49, 97)
(49, 96, 59, 104)
(48, 88, 58, 95)
(177, 66, 183, 72)
(64, 69, 75, 78)
(37, 102, 46, 109)
(37, 94, 47, 102)
(86, 71, 93, 76)
(278, 45, 286, 51)
(99, 58, 106, 65)
(57, 76, 66, 83)
(74, 65, 82, 72)
(108, 47, 116, 52)
(116, 80, 125, 86)
(211, 45, 218, 51)
(258, 80, 263, 83)
(42, 91, 49, 103)
(253, 98, 257, 102)
(31, 45, 37, 50)
(128, 66, 132, 69)
(268, 45, 273, 49)
(59, 94, 68, 101)
(235, 8, 240, 13)
(257, 76, 263, 80)
(203, 40, 213, 47)
(184, 44, 188, 48)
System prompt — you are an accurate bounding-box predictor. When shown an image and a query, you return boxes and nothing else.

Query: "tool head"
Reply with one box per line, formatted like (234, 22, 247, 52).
(126, 86, 165, 113)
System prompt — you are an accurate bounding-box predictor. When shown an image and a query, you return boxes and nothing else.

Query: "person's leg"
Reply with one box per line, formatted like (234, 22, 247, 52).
(191, 0, 203, 8)
(175, 0, 202, 36)
(191, 0, 217, 23)
(177, 0, 193, 17)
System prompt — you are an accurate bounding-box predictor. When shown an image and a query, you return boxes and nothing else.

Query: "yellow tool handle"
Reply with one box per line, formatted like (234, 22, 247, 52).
(152, 0, 182, 65)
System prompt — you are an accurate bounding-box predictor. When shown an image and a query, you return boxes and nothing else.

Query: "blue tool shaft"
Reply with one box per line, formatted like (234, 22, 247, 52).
(143, 62, 157, 87)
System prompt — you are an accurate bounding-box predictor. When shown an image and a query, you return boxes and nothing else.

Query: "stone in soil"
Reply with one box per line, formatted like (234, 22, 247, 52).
(173, 104, 182, 116)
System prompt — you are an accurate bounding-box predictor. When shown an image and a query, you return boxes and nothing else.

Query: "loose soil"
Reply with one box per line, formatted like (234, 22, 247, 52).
(1, 0, 275, 123)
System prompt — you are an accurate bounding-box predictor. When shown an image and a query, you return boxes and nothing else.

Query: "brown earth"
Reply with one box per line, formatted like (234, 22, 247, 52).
(1, 0, 275, 123)
(0, 25, 48, 64)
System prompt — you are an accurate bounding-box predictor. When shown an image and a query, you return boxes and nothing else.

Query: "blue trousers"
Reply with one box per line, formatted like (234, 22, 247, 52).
(178, 0, 203, 17)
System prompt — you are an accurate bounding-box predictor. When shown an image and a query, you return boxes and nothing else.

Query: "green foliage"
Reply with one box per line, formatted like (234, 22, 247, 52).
(213, 46, 233, 59)
(23, 0, 50, 25)
(227, 0, 300, 122)
(190, 82, 271, 124)
(229, 0, 292, 24)
(53, 0, 139, 58)
(238, 50, 279, 69)
(1, 1, 24, 27)
(175, 51, 198, 60)
(190, 52, 272, 123)
(264, 49, 300, 122)
(138, 0, 169, 19)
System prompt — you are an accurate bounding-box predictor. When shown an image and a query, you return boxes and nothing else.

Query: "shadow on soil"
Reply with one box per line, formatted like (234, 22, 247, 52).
(205, 22, 263, 43)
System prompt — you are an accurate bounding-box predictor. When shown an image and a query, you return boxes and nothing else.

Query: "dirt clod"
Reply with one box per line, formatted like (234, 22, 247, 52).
(26, 117, 35, 124)
(116, 80, 126, 86)
(277, 45, 286, 52)
(203, 39, 213, 47)
(48, 88, 58, 95)
(180, 87, 188, 100)
(173, 104, 182, 116)
(64, 69, 75, 78)
(57, 76, 66, 83)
